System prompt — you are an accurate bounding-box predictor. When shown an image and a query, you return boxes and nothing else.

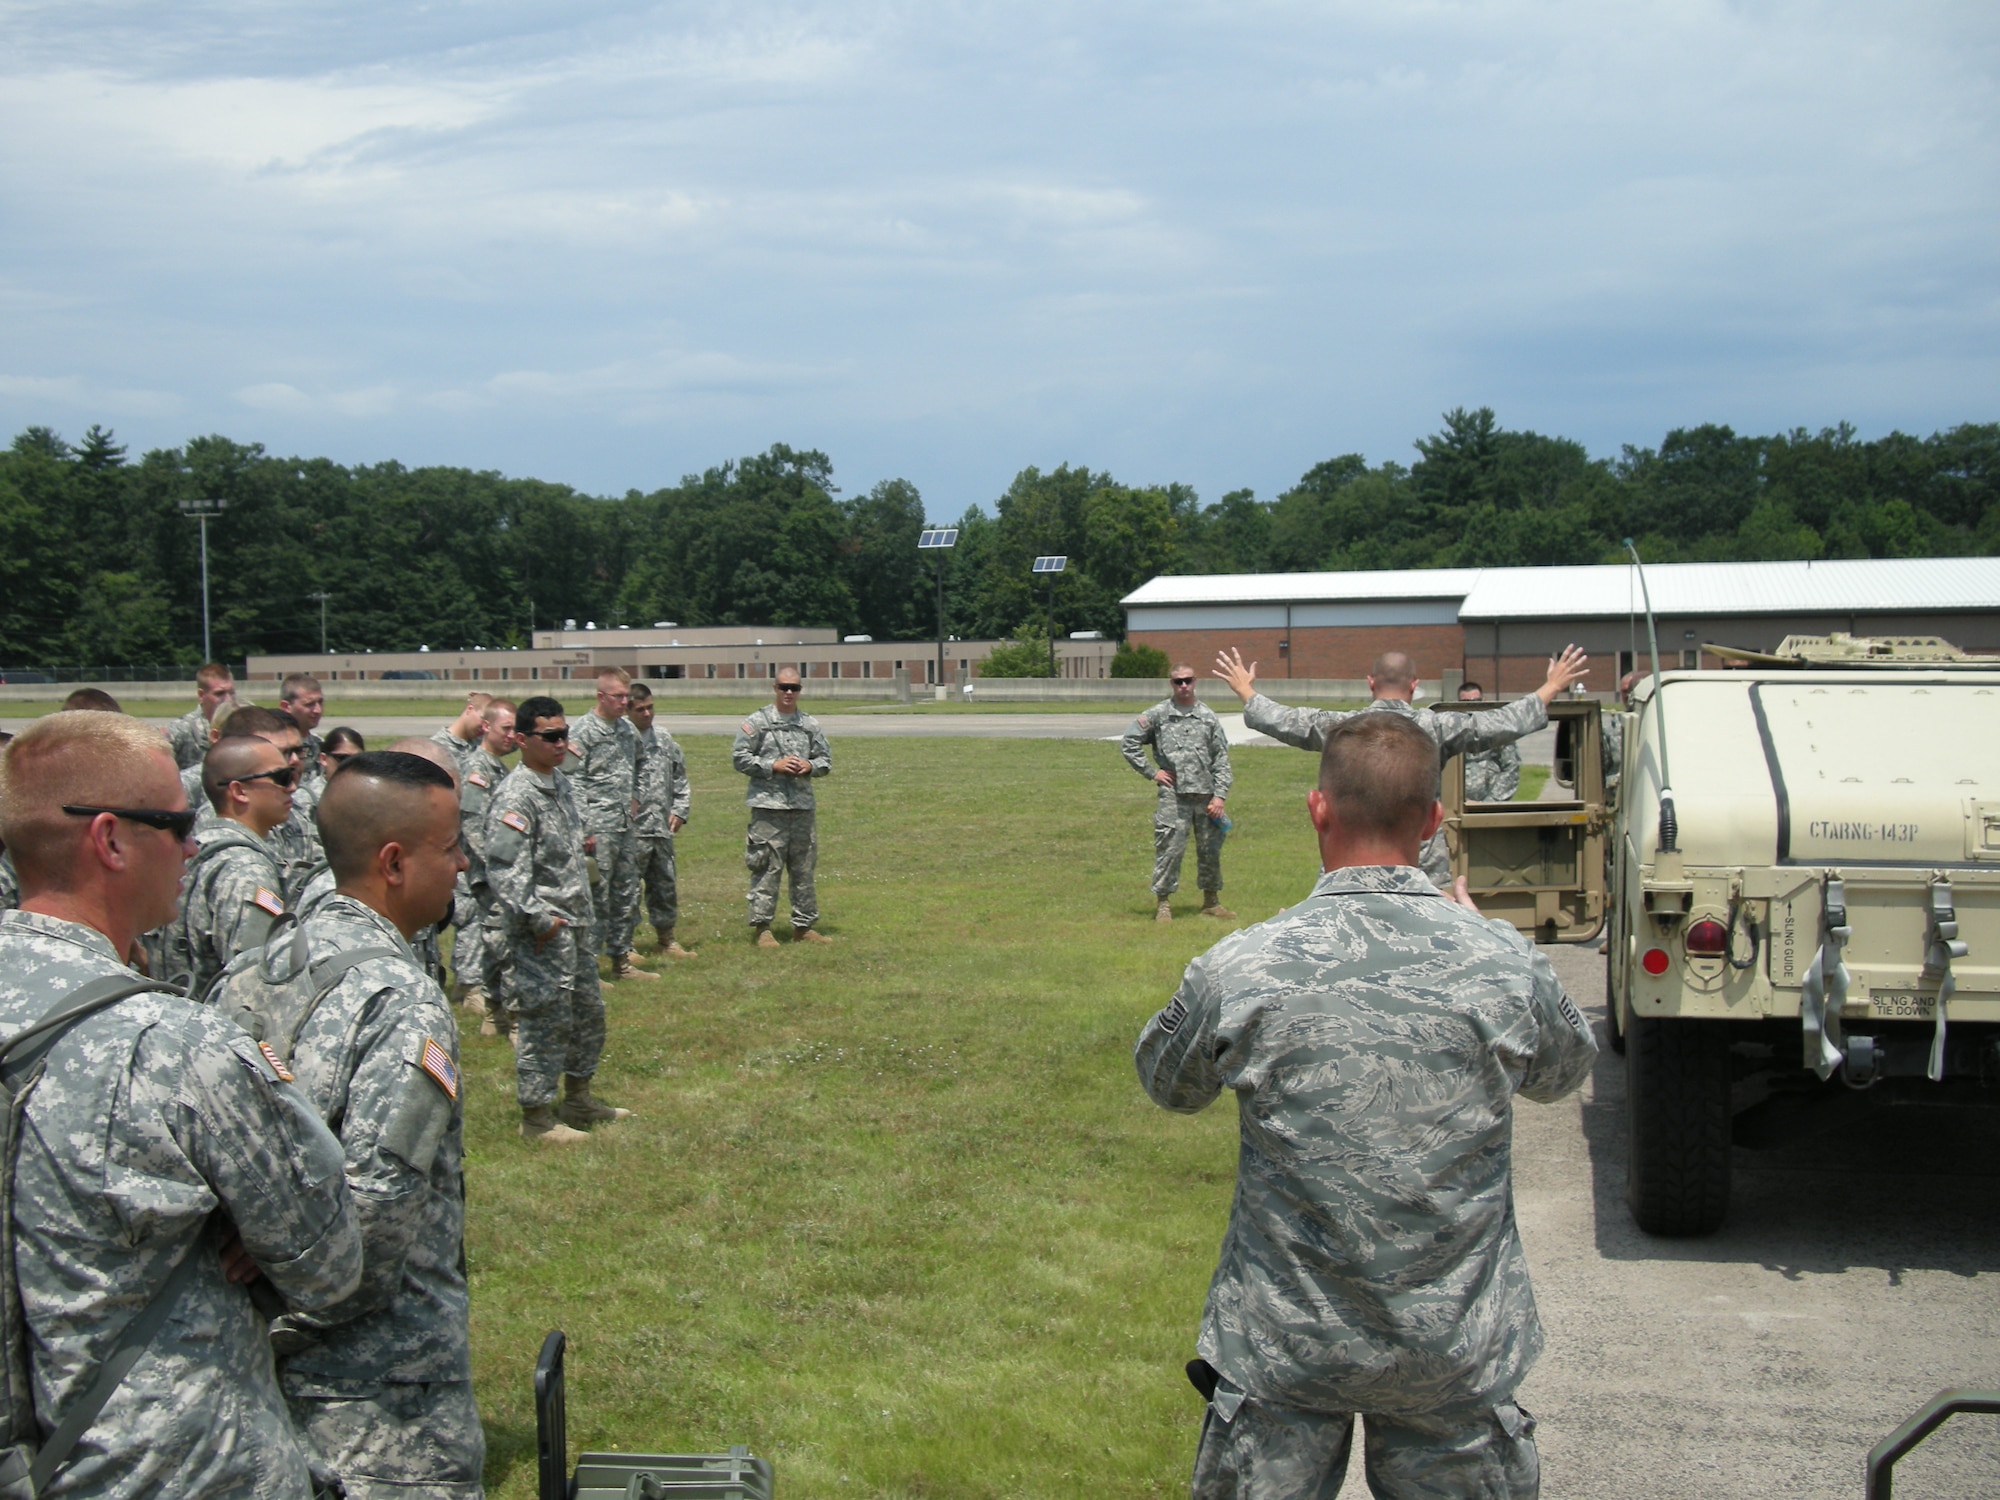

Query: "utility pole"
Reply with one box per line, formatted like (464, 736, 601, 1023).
(917, 527, 959, 691)
(307, 591, 332, 654)
(177, 497, 226, 663)
(1032, 556, 1067, 679)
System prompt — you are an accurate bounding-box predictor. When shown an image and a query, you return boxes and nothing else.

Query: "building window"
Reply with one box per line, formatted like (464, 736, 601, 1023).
(706, 664, 716, 679)
(1682, 649, 1700, 669)
(530, 667, 540, 680)
(862, 661, 872, 679)
(736, 663, 746, 679)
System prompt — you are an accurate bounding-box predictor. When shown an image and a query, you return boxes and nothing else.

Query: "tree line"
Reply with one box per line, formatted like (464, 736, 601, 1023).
(2, 410, 1996, 672)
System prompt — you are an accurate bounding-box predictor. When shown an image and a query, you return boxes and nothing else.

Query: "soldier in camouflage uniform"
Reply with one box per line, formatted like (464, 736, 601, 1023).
(430, 693, 491, 782)
(268, 752, 484, 1498)
(455, 703, 516, 1028)
(166, 661, 237, 770)
(1136, 713, 1598, 1500)
(483, 697, 629, 1141)
(731, 669, 832, 946)
(156, 735, 296, 998)
(569, 669, 655, 981)
(0, 710, 362, 1495)
(1216, 646, 1589, 885)
(1600, 670, 1639, 798)
(629, 683, 695, 957)
(1122, 664, 1235, 923)
(1456, 683, 1523, 803)
(279, 673, 328, 797)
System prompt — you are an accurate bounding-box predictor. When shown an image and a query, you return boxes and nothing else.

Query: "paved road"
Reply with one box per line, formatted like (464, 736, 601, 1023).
(1499, 941, 2000, 1498)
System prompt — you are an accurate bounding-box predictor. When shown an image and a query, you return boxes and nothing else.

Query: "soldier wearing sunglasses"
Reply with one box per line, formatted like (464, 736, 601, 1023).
(731, 668, 833, 947)
(153, 736, 295, 999)
(1123, 665, 1236, 924)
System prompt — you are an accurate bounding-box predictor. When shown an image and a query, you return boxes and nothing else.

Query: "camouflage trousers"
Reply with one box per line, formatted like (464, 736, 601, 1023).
(745, 808, 817, 930)
(588, 823, 642, 959)
(636, 832, 680, 934)
(284, 1374, 485, 1500)
(1191, 1380, 1538, 1500)
(504, 921, 606, 1108)
(1419, 830, 1451, 889)
(456, 886, 506, 996)
(1153, 791, 1224, 897)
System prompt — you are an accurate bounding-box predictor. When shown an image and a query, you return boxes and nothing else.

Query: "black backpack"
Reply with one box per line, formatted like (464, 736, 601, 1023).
(0, 975, 200, 1497)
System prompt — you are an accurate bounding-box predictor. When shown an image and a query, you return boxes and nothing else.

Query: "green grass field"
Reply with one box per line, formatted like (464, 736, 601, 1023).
(458, 735, 1339, 1498)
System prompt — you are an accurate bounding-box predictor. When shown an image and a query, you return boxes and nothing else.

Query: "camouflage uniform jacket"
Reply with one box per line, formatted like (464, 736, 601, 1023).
(731, 705, 831, 811)
(634, 724, 692, 837)
(161, 823, 288, 998)
(1601, 709, 1626, 794)
(1135, 864, 1598, 1416)
(0, 850, 16, 912)
(272, 897, 470, 1384)
(166, 705, 211, 770)
(568, 711, 641, 834)
(269, 802, 323, 901)
(1121, 699, 1233, 799)
(429, 727, 480, 781)
(484, 764, 593, 937)
(1243, 693, 1547, 765)
(1463, 742, 1522, 803)
(0, 909, 362, 1496)
(459, 745, 512, 892)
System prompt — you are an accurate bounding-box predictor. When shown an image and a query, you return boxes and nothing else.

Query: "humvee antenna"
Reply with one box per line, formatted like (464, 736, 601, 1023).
(1623, 539, 1678, 853)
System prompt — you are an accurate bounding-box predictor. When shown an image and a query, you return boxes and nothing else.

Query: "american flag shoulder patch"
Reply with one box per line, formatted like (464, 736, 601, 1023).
(253, 887, 286, 917)
(500, 810, 529, 833)
(419, 1037, 459, 1101)
(467, 772, 488, 788)
(258, 1041, 294, 1083)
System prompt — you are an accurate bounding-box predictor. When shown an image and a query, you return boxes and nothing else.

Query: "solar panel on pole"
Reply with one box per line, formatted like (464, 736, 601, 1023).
(1032, 558, 1068, 676)
(918, 528, 959, 692)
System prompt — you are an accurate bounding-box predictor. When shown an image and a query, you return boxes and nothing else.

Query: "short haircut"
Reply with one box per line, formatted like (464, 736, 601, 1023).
(1369, 651, 1417, 689)
(480, 697, 516, 722)
(384, 737, 461, 788)
(323, 726, 365, 754)
(1316, 714, 1441, 840)
(61, 688, 123, 713)
(516, 696, 565, 735)
(596, 667, 631, 686)
(202, 735, 280, 811)
(195, 663, 234, 688)
(217, 704, 287, 738)
(463, 691, 493, 712)
(0, 712, 177, 882)
(1457, 681, 1484, 699)
(269, 708, 300, 735)
(627, 683, 653, 704)
(280, 673, 323, 701)
(1171, 663, 1195, 678)
(774, 665, 802, 683)
(317, 750, 457, 881)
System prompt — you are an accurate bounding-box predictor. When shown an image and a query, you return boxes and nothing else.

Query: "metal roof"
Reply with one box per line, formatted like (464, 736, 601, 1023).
(1121, 569, 1482, 607)
(1122, 559, 2000, 620)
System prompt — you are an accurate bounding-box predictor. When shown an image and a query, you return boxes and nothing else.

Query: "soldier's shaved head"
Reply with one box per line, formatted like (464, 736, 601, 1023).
(202, 735, 284, 811)
(1317, 714, 1440, 840)
(1368, 652, 1417, 690)
(217, 704, 288, 739)
(318, 751, 458, 883)
(385, 736, 462, 788)
(480, 697, 516, 722)
(0, 712, 181, 882)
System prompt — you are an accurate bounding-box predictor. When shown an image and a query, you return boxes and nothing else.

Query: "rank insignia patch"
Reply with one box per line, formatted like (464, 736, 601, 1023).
(258, 1042, 294, 1083)
(253, 888, 286, 917)
(419, 1037, 459, 1101)
(500, 811, 529, 833)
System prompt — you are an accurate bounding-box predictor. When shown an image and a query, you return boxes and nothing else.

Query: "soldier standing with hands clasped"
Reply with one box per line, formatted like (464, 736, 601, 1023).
(732, 668, 832, 947)
(628, 682, 695, 959)
(1121, 664, 1235, 923)
(1136, 713, 1597, 1500)
(569, 669, 655, 982)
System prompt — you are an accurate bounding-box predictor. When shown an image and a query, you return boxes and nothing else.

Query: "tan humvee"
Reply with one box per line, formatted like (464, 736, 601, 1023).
(1600, 634, 2000, 1235)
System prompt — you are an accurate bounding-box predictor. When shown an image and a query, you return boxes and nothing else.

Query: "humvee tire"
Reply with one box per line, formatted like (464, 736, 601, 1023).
(1626, 1016, 1731, 1236)
(1604, 948, 1626, 1055)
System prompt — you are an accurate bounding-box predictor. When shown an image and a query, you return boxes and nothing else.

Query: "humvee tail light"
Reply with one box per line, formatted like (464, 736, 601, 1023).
(1684, 918, 1730, 957)
(1641, 948, 1672, 976)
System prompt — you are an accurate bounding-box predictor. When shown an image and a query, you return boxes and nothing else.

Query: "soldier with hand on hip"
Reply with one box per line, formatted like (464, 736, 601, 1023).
(1121, 664, 1235, 924)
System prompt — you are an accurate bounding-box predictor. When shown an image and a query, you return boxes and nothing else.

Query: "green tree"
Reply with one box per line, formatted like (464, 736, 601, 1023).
(1111, 642, 1170, 677)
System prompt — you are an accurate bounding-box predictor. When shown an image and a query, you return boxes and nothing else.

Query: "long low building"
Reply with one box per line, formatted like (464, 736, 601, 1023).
(247, 624, 1118, 686)
(1123, 558, 2000, 694)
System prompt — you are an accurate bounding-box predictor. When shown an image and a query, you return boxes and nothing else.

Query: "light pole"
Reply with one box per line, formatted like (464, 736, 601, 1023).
(917, 527, 958, 691)
(1032, 556, 1067, 679)
(307, 591, 332, 653)
(177, 497, 226, 663)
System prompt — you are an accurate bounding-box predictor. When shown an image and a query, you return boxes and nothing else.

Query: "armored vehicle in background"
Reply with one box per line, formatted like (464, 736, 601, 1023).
(1606, 634, 2000, 1235)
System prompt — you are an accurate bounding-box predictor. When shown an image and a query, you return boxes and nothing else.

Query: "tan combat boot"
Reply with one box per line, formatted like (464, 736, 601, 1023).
(754, 925, 781, 949)
(659, 929, 696, 958)
(460, 986, 488, 1016)
(1155, 896, 1173, 924)
(558, 1074, 632, 1127)
(1201, 892, 1237, 920)
(520, 1105, 589, 1144)
(609, 952, 660, 982)
(794, 928, 832, 944)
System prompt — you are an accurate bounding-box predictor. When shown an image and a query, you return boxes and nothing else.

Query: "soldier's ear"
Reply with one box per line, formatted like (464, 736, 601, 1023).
(1420, 800, 1445, 843)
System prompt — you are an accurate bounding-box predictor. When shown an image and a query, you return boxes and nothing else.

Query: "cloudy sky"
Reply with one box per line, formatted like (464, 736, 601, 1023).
(3, 0, 1996, 510)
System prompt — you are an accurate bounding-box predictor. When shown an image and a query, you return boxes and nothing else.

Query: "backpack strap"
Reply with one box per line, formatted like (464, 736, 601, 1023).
(272, 948, 405, 1064)
(0, 974, 196, 1492)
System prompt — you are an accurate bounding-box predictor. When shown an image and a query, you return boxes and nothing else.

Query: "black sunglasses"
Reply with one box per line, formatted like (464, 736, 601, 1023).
(774, 683, 802, 693)
(522, 727, 570, 743)
(236, 766, 299, 790)
(63, 804, 199, 841)
(1170, 677, 1195, 686)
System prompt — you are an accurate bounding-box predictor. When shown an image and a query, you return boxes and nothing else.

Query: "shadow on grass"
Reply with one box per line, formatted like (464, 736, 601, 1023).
(483, 1416, 539, 1496)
